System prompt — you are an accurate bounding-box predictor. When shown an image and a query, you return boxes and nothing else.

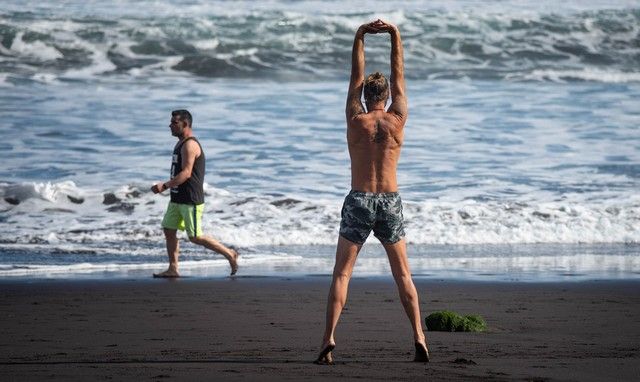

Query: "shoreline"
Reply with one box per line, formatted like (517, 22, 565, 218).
(0, 272, 640, 286)
(2, 243, 638, 282)
(1, 278, 639, 381)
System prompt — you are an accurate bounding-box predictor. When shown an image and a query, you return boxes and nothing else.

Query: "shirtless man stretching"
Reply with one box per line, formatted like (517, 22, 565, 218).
(315, 20, 429, 364)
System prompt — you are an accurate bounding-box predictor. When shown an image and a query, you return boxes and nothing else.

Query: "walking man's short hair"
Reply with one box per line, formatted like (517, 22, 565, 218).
(171, 109, 192, 126)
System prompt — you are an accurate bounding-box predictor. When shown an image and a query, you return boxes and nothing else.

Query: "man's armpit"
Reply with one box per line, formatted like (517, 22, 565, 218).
(388, 108, 406, 121)
(388, 100, 408, 121)
(347, 98, 365, 118)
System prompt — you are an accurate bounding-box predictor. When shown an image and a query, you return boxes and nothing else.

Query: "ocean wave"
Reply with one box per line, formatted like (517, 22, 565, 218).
(1, 181, 638, 246)
(1, 6, 638, 83)
(515, 68, 640, 83)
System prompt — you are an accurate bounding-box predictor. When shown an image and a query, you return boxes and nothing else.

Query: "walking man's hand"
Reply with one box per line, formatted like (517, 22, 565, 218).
(151, 183, 165, 194)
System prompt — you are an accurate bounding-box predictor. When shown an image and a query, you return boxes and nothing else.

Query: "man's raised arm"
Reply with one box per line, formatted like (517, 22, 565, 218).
(382, 22, 407, 120)
(346, 23, 374, 120)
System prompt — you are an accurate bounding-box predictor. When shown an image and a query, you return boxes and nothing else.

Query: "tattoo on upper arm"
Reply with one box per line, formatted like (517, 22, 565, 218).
(348, 97, 365, 117)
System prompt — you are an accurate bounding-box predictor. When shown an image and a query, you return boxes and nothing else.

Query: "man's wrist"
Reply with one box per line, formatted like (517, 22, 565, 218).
(162, 182, 170, 191)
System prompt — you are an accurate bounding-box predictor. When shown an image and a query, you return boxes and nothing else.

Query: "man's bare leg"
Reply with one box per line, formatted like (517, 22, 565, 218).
(154, 228, 180, 277)
(316, 235, 362, 364)
(383, 239, 429, 360)
(189, 235, 239, 275)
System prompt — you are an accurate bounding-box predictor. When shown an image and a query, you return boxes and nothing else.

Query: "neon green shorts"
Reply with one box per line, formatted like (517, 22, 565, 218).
(161, 202, 204, 237)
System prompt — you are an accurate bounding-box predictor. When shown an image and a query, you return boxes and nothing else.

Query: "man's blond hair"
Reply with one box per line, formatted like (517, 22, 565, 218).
(363, 72, 389, 104)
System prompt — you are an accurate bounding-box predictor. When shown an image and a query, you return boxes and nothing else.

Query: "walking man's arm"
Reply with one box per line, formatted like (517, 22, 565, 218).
(150, 140, 199, 194)
(164, 141, 199, 189)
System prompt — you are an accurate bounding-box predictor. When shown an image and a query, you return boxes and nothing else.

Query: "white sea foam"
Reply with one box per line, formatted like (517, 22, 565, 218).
(519, 69, 640, 83)
(31, 73, 59, 83)
(0, 73, 10, 87)
(193, 39, 220, 50)
(1, 182, 638, 246)
(9, 32, 63, 61)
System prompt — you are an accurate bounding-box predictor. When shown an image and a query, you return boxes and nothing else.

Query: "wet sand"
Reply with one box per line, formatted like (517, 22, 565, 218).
(1, 277, 639, 381)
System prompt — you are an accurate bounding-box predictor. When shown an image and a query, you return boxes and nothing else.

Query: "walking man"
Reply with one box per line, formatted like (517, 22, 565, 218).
(151, 109, 238, 277)
(316, 20, 429, 364)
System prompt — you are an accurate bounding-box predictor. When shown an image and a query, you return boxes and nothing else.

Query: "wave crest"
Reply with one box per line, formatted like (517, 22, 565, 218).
(1, 181, 638, 246)
(1, 8, 638, 83)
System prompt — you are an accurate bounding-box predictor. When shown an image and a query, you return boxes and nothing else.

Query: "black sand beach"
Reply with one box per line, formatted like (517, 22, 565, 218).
(1, 278, 639, 381)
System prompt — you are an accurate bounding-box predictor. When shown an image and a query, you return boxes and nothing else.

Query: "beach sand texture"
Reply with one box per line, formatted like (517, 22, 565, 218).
(1, 278, 639, 381)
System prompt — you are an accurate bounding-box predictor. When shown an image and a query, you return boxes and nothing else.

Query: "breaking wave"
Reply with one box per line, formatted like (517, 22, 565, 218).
(1, 181, 638, 247)
(1, 4, 639, 83)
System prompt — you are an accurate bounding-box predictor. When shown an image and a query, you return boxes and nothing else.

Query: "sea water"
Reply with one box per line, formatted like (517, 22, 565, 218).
(0, 0, 638, 280)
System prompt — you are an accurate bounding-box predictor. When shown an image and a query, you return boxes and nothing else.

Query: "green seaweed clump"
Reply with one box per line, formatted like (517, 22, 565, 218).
(425, 311, 486, 332)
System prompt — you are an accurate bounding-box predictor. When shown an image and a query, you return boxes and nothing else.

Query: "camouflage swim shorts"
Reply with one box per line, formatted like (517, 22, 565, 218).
(339, 190, 406, 245)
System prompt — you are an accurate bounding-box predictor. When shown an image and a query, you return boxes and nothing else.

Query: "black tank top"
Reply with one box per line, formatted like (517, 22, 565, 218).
(170, 137, 205, 204)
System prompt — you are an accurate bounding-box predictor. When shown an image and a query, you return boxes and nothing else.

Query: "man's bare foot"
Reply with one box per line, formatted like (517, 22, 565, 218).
(229, 249, 239, 276)
(153, 269, 180, 278)
(414, 340, 430, 362)
(315, 351, 334, 365)
(314, 341, 336, 365)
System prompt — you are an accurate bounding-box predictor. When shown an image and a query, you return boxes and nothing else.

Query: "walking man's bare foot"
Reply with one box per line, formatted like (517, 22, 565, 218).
(153, 268, 180, 278)
(229, 248, 239, 276)
(314, 341, 336, 365)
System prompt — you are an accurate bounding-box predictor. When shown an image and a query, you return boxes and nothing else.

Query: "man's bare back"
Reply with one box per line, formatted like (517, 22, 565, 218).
(345, 19, 407, 193)
(348, 110, 404, 192)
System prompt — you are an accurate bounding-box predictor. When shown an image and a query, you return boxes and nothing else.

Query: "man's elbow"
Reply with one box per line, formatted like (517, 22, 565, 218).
(179, 170, 192, 182)
(392, 85, 406, 97)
